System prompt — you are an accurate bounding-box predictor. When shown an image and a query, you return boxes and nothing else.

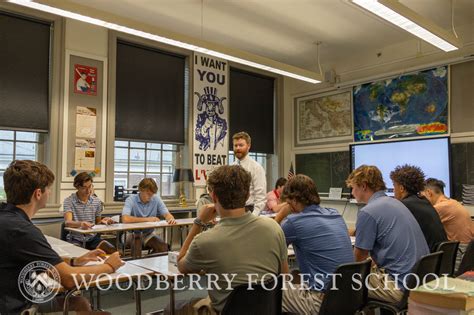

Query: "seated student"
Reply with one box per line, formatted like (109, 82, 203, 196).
(0, 160, 124, 314)
(176, 165, 288, 314)
(262, 177, 288, 214)
(423, 178, 473, 268)
(275, 174, 354, 315)
(122, 178, 176, 256)
(346, 165, 429, 303)
(63, 172, 116, 253)
(390, 165, 447, 252)
(196, 185, 213, 217)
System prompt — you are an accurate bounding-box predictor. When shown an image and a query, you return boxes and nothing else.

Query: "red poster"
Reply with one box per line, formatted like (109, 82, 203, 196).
(74, 64, 97, 95)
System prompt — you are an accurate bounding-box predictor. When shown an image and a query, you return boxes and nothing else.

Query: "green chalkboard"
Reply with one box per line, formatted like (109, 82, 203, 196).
(451, 142, 474, 201)
(295, 151, 351, 194)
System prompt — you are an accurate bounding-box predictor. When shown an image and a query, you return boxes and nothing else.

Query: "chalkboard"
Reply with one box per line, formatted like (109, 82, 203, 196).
(295, 151, 350, 194)
(451, 142, 474, 201)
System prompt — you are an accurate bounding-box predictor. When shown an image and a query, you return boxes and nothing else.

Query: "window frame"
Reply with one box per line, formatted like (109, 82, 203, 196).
(0, 130, 42, 201)
(114, 140, 179, 199)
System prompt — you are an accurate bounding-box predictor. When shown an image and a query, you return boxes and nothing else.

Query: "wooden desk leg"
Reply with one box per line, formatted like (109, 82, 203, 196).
(133, 280, 142, 315)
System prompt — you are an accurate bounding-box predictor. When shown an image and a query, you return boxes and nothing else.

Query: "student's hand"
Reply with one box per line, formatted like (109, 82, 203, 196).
(100, 217, 114, 225)
(198, 204, 217, 223)
(151, 217, 160, 222)
(80, 221, 94, 229)
(166, 217, 176, 225)
(104, 252, 125, 272)
(74, 249, 106, 266)
(279, 203, 292, 217)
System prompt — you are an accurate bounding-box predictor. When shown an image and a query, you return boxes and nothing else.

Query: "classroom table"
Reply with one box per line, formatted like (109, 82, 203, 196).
(65, 218, 196, 257)
(45, 235, 153, 315)
(128, 255, 181, 315)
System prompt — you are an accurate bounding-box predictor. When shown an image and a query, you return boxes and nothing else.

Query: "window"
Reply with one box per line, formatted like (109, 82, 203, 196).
(0, 130, 40, 200)
(228, 151, 268, 172)
(114, 140, 179, 198)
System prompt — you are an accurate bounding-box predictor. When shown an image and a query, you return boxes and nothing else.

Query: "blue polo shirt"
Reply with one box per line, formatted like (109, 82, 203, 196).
(122, 194, 169, 218)
(122, 194, 169, 233)
(282, 205, 354, 291)
(355, 191, 429, 289)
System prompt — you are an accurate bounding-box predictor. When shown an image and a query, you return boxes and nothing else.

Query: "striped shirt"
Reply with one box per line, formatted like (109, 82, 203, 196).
(63, 193, 103, 242)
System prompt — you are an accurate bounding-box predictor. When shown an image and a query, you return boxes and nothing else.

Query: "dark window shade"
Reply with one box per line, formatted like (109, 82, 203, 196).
(115, 40, 185, 143)
(0, 12, 50, 132)
(229, 68, 275, 153)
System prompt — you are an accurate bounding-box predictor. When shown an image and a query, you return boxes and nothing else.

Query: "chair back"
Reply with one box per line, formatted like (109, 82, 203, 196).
(435, 241, 460, 276)
(221, 275, 282, 315)
(396, 251, 443, 309)
(319, 259, 371, 315)
(60, 221, 68, 241)
(455, 239, 474, 276)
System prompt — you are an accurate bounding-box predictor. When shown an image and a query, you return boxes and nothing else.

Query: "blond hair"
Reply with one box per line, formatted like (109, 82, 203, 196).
(346, 165, 386, 192)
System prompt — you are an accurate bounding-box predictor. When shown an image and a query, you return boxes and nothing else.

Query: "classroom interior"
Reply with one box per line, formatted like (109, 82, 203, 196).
(1, 0, 474, 314)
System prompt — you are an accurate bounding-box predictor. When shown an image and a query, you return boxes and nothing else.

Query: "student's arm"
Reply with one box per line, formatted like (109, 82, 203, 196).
(252, 165, 267, 215)
(156, 196, 175, 224)
(55, 252, 124, 289)
(281, 260, 290, 274)
(274, 203, 292, 224)
(64, 212, 93, 229)
(270, 202, 288, 213)
(164, 212, 176, 224)
(177, 204, 217, 274)
(354, 247, 369, 262)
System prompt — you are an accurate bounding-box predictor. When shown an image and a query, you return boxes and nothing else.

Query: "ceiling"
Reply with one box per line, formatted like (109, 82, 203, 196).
(66, 0, 474, 76)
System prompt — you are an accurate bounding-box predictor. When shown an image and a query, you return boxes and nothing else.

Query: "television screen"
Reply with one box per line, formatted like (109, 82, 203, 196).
(350, 137, 451, 197)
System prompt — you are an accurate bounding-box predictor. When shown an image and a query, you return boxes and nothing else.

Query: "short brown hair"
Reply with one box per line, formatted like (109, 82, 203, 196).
(275, 177, 288, 189)
(425, 178, 445, 194)
(232, 131, 251, 145)
(389, 164, 425, 195)
(138, 178, 158, 194)
(3, 160, 55, 205)
(346, 165, 387, 192)
(73, 172, 93, 189)
(207, 165, 251, 209)
(281, 175, 320, 206)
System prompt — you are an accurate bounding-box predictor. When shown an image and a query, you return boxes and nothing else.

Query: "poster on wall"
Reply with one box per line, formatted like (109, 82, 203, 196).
(193, 52, 229, 186)
(74, 139, 96, 171)
(353, 66, 448, 142)
(295, 90, 352, 146)
(75, 106, 97, 138)
(74, 64, 98, 95)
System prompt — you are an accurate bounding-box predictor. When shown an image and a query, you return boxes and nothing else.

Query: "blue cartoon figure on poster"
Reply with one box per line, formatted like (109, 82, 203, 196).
(195, 87, 228, 151)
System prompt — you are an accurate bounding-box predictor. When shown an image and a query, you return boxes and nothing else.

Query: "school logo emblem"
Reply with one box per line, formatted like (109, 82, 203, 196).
(18, 261, 60, 303)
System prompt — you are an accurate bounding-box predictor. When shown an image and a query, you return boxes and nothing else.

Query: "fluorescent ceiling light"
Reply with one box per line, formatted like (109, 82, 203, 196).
(352, 0, 460, 52)
(8, 0, 321, 84)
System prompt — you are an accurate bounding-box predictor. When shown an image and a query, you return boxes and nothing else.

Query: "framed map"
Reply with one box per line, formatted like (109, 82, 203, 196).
(353, 66, 448, 142)
(295, 90, 352, 146)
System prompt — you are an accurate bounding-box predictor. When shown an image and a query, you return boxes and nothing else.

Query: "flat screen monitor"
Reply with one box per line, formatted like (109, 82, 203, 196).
(350, 137, 451, 197)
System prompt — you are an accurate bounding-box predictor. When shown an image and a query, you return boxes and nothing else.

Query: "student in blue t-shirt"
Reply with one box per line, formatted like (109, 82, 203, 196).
(275, 174, 354, 315)
(122, 178, 176, 256)
(346, 165, 429, 303)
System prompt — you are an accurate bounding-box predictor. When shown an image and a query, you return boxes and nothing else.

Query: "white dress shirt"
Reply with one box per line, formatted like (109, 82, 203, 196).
(234, 155, 267, 215)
